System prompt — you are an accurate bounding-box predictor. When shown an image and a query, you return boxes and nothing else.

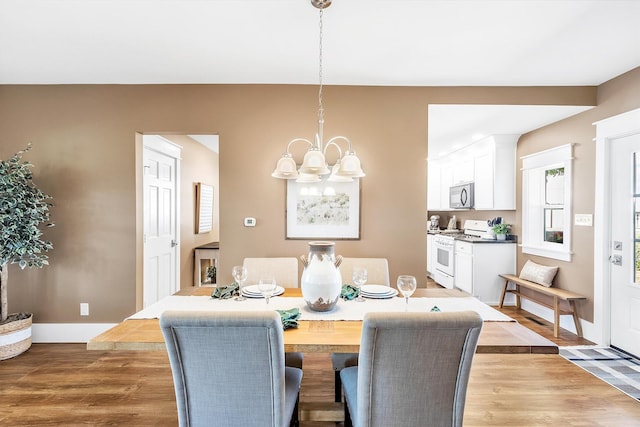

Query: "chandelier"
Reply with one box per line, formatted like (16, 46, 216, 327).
(271, 0, 365, 183)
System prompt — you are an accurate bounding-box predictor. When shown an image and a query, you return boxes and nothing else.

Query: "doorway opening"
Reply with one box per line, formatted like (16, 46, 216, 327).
(138, 133, 219, 310)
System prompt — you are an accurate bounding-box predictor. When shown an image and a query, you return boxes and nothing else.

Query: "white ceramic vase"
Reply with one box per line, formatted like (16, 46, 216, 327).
(300, 241, 342, 312)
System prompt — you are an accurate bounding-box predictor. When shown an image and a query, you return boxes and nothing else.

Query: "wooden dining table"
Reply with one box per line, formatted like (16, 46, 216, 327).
(87, 287, 558, 354)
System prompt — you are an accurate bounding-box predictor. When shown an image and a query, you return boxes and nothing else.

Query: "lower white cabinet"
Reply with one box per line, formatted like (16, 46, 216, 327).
(454, 240, 516, 305)
(426, 234, 434, 277)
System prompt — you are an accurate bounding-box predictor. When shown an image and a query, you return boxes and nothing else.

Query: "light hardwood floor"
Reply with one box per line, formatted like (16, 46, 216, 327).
(2, 302, 639, 426)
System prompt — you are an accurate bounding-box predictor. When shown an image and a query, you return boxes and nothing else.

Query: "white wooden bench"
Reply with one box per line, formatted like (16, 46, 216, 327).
(498, 274, 586, 338)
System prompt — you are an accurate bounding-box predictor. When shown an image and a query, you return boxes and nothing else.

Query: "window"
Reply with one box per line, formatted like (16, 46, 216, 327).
(522, 144, 573, 261)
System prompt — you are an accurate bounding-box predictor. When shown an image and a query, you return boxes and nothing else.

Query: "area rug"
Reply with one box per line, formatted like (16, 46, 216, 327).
(560, 346, 640, 400)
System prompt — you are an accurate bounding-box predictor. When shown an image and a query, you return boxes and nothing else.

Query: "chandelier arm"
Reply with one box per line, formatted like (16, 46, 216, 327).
(325, 136, 353, 152)
(285, 138, 315, 154)
(322, 140, 343, 158)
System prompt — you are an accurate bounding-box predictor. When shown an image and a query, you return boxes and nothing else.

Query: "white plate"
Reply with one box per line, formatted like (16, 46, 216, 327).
(361, 284, 393, 295)
(242, 285, 285, 298)
(361, 287, 398, 299)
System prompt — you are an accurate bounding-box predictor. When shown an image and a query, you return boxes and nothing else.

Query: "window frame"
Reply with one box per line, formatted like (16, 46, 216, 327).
(521, 144, 573, 261)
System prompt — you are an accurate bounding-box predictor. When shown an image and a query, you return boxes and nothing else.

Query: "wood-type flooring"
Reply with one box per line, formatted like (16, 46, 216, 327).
(2, 300, 639, 426)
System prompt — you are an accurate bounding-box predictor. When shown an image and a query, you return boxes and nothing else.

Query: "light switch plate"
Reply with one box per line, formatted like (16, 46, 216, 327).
(574, 214, 593, 226)
(244, 217, 256, 227)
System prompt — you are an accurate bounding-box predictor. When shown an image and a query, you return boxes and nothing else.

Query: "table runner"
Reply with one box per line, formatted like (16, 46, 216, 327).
(128, 295, 514, 322)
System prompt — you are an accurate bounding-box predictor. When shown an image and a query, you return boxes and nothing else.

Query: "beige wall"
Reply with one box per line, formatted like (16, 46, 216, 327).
(0, 84, 596, 323)
(515, 67, 640, 322)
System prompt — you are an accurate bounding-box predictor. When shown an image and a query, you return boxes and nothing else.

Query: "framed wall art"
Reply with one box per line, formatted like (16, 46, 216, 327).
(286, 177, 360, 239)
(195, 182, 214, 234)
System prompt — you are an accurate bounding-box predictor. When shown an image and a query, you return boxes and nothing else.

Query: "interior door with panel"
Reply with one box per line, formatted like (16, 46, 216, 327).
(610, 133, 640, 357)
(143, 136, 180, 308)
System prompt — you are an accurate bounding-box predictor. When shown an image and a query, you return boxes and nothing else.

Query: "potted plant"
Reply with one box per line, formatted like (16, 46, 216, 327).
(492, 223, 511, 240)
(0, 144, 54, 360)
(206, 263, 217, 284)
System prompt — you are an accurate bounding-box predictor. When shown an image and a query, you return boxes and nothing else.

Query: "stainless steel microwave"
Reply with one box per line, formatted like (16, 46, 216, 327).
(450, 182, 474, 209)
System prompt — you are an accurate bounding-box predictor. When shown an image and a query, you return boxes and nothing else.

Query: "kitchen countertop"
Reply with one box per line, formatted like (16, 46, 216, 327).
(454, 235, 518, 243)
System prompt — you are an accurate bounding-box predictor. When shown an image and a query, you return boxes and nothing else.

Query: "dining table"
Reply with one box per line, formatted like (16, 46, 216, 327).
(87, 286, 558, 354)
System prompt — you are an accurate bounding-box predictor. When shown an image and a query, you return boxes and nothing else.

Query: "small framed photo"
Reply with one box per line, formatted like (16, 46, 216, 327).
(286, 177, 360, 239)
(195, 183, 214, 234)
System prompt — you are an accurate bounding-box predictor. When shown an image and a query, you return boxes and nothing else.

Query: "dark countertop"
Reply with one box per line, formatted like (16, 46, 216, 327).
(195, 241, 219, 249)
(454, 235, 517, 244)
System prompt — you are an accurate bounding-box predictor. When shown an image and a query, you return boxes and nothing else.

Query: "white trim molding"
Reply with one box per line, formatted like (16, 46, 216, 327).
(32, 323, 116, 343)
(521, 143, 574, 261)
(593, 107, 640, 346)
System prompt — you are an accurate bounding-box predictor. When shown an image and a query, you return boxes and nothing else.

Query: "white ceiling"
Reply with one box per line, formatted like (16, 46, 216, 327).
(1, 0, 638, 153)
(427, 104, 593, 158)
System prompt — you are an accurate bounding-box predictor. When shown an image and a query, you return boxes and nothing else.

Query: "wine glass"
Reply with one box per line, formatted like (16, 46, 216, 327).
(258, 276, 277, 305)
(397, 275, 417, 311)
(352, 267, 368, 302)
(232, 265, 248, 301)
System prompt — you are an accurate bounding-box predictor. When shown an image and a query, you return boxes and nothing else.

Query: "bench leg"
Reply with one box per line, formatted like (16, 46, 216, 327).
(553, 297, 560, 338)
(515, 285, 521, 309)
(569, 300, 583, 338)
(499, 278, 509, 308)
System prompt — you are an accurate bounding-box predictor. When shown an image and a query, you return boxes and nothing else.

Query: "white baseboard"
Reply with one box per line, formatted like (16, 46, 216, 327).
(32, 323, 117, 343)
(520, 300, 597, 343)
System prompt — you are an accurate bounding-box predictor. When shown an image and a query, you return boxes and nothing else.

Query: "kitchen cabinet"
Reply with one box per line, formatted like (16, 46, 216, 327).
(473, 135, 518, 210)
(427, 159, 453, 211)
(454, 242, 473, 294)
(427, 135, 518, 211)
(427, 161, 442, 210)
(452, 157, 474, 184)
(454, 240, 516, 305)
(426, 234, 434, 277)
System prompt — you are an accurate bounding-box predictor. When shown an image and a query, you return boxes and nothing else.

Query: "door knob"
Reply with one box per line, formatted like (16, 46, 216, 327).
(609, 255, 622, 266)
(171, 240, 179, 248)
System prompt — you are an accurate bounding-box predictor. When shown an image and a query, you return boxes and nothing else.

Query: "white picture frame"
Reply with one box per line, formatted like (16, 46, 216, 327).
(195, 182, 214, 234)
(286, 177, 360, 239)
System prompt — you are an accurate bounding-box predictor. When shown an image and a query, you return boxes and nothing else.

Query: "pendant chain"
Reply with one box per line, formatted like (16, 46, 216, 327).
(317, 8, 324, 130)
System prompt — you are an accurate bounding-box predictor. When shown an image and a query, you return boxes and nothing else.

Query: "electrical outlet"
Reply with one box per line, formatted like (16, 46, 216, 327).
(80, 303, 89, 316)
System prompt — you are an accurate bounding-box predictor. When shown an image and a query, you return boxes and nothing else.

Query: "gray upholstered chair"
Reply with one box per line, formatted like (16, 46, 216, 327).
(160, 310, 303, 427)
(332, 257, 390, 401)
(340, 311, 483, 427)
(242, 257, 304, 370)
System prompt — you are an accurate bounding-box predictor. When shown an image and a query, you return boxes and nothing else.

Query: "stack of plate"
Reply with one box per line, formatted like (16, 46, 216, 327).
(241, 284, 285, 298)
(360, 284, 398, 299)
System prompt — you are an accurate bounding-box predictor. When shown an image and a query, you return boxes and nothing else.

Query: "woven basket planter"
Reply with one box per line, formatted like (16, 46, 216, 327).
(0, 313, 33, 360)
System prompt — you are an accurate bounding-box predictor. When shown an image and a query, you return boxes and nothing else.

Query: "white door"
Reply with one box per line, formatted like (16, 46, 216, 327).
(610, 133, 640, 357)
(143, 136, 180, 308)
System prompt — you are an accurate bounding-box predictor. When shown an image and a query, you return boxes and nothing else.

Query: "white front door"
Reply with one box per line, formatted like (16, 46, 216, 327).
(143, 136, 180, 308)
(610, 133, 640, 357)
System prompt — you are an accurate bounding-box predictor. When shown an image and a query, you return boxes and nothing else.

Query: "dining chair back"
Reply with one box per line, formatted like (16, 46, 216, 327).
(331, 257, 390, 402)
(160, 310, 303, 427)
(338, 258, 390, 286)
(243, 257, 299, 288)
(340, 311, 483, 427)
(242, 257, 304, 370)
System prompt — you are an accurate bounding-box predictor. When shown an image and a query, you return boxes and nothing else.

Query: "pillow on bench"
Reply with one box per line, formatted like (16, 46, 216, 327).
(519, 260, 558, 287)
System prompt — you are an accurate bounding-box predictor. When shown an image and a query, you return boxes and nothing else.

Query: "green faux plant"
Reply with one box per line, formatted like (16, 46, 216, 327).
(0, 144, 54, 323)
(206, 264, 217, 283)
(492, 223, 511, 235)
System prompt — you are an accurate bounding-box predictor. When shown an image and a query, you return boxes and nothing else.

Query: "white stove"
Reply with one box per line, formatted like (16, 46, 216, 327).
(456, 220, 495, 242)
(431, 233, 458, 289)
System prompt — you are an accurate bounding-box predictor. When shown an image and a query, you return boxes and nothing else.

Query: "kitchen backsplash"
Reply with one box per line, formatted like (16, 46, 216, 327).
(427, 210, 517, 230)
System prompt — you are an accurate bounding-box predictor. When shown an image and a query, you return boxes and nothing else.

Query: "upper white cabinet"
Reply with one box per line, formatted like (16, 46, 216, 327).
(473, 135, 518, 210)
(427, 135, 518, 211)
